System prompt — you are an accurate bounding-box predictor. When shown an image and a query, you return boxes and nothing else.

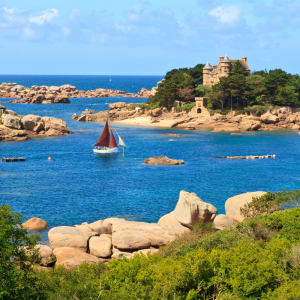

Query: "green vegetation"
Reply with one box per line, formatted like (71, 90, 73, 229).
(207, 63, 300, 110)
(0, 206, 42, 299)
(1, 191, 299, 299)
(148, 64, 204, 109)
(149, 60, 300, 111)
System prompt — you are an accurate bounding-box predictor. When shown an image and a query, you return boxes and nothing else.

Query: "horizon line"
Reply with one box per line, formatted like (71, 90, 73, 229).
(0, 74, 164, 77)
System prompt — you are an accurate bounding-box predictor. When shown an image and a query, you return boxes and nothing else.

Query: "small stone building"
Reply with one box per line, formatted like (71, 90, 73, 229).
(203, 56, 250, 86)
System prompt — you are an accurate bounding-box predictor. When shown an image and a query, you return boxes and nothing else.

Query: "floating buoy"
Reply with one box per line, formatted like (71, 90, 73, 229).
(48, 157, 52, 161)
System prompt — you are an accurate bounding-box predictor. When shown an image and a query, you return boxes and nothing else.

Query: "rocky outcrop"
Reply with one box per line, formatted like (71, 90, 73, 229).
(224, 191, 267, 222)
(0, 105, 73, 142)
(21, 217, 48, 231)
(173, 191, 218, 228)
(0, 82, 154, 104)
(41, 190, 221, 269)
(144, 156, 184, 165)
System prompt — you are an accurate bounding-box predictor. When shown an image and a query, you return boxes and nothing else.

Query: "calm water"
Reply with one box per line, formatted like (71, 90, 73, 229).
(1, 76, 300, 239)
(0, 75, 163, 93)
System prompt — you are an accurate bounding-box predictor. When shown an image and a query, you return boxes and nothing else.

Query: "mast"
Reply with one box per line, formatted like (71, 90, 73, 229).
(95, 120, 110, 147)
(109, 130, 117, 148)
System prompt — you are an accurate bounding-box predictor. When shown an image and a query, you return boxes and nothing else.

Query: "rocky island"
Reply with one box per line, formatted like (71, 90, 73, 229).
(0, 104, 73, 142)
(0, 82, 155, 104)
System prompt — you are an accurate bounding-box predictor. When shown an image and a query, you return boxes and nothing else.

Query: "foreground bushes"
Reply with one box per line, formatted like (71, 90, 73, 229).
(32, 208, 299, 300)
(1, 203, 299, 299)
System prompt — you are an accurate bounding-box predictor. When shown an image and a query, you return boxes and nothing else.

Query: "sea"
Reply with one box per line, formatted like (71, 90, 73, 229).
(1, 75, 300, 240)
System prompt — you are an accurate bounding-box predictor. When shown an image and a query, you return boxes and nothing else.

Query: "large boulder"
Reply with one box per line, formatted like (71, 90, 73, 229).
(88, 220, 112, 234)
(158, 211, 191, 236)
(260, 113, 279, 124)
(174, 191, 218, 228)
(22, 217, 48, 231)
(89, 234, 112, 258)
(0, 125, 28, 142)
(53, 247, 99, 270)
(213, 214, 237, 230)
(112, 230, 151, 251)
(35, 244, 54, 266)
(111, 220, 174, 251)
(21, 114, 42, 130)
(144, 156, 184, 166)
(48, 226, 89, 250)
(1, 114, 22, 129)
(225, 191, 267, 222)
(41, 116, 68, 132)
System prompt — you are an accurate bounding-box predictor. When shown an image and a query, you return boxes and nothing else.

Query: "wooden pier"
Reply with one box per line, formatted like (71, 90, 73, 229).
(2, 157, 26, 162)
(215, 154, 276, 160)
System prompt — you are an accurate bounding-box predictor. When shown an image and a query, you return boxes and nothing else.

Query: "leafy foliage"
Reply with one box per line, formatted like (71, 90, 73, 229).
(147, 64, 204, 108)
(0, 205, 44, 300)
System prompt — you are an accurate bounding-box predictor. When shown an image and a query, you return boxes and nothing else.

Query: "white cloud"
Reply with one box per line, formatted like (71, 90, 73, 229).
(29, 8, 58, 25)
(23, 27, 36, 38)
(209, 5, 240, 24)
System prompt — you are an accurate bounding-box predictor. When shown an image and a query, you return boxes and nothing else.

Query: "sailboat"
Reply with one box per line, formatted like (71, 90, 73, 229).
(93, 120, 125, 155)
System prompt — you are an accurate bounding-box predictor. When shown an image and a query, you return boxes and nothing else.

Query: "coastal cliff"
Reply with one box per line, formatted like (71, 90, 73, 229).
(0, 104, 73, 142)
(0, 82, 154, 104)
(73, 102, 300, 132)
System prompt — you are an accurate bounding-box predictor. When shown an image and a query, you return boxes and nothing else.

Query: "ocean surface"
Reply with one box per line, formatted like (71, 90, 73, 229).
(1, 75, 300, 240)
(0, 75, 163, 93)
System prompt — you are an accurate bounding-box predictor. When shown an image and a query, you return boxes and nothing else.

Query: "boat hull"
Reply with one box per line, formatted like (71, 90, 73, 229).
(93, 147, 118, 155)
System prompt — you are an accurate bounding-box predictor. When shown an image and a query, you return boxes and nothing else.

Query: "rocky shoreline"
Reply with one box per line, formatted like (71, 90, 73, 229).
(23, 190, 265, 270)
(0, 82, 154, 104)
(74, 102, 300, 132)
(0, 105, 73, 142)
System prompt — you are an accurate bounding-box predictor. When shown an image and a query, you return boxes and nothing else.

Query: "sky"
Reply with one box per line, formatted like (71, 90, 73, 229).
(0, 0, 299, 75)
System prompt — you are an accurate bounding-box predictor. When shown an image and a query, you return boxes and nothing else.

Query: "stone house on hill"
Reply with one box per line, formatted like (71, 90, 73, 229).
(203, 56, 250, 86)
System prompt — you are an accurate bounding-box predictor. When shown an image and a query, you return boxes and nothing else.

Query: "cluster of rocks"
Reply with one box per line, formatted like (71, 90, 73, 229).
(73, 103, 300, 132)
(72, 102, 167, 123)
(26, 190, 266, 270)
(0, 82, 154, 104)
(0, 105, 72, 142)
(144, 156, 184, 165)
(28, 191, 218, 270)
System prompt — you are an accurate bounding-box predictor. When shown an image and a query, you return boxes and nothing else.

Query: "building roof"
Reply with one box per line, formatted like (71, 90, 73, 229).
(203, 62, 213, 70)
(223, 55, 231, 62)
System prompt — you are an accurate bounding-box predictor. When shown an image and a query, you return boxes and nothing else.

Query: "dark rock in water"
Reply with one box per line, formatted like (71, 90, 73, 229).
(144, 156, 184, 165)
(2, 157, 26, 162)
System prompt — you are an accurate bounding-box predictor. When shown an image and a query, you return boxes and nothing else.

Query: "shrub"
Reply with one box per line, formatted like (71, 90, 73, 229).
(0, 205, 44, 300)
(182, 102, 195, 112)
(127, 103, 136, 110)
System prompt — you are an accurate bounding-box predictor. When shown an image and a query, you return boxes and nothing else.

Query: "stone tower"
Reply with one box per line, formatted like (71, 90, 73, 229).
(203, 56, 250, 86)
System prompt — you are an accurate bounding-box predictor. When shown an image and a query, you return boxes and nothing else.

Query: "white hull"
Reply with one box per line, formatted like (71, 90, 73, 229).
(93, 147, 118, 155)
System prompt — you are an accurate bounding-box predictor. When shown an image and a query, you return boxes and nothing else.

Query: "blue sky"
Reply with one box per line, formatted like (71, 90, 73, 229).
(0, 0, 299, 75)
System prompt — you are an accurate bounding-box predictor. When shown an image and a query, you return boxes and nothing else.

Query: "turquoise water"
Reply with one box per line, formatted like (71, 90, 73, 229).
(1, 76, 300, 238)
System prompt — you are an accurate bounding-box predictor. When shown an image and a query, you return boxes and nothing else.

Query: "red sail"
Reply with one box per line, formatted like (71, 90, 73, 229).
(95, 121, 110, 147)
(109, 130, 118, 148)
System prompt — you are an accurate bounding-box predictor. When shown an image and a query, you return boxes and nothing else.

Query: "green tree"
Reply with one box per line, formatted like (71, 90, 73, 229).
(0, 205, 44, 300)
